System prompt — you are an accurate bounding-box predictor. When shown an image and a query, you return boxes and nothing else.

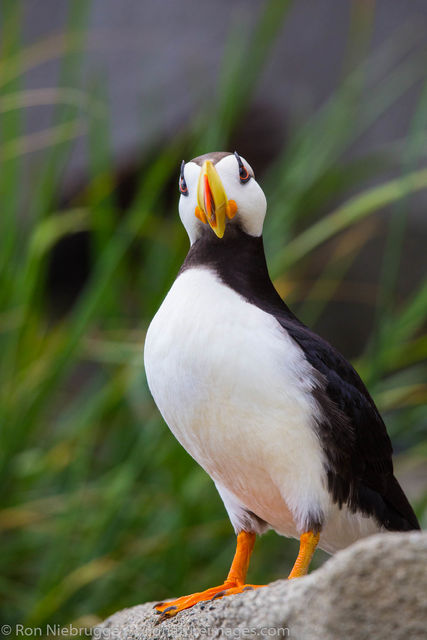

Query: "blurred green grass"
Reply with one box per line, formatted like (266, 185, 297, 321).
(0, 0, 426, 629)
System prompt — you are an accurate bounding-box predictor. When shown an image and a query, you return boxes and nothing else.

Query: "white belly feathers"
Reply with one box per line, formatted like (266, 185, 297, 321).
(144, 267, 381, 550)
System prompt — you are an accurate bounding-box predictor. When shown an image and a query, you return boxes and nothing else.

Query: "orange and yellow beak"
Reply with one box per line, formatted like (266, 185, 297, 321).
(195, 160, 237, 238)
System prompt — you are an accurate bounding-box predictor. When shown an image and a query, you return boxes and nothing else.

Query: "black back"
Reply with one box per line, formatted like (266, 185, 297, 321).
(180, 225, 420, 532)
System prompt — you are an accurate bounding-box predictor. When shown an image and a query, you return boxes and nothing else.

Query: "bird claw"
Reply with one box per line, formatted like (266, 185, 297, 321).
(154, 605, 177, 625)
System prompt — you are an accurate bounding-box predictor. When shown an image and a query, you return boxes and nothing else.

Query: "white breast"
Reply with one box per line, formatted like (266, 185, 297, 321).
(144, 268, 380, 550)
(144, 268, 329, 531)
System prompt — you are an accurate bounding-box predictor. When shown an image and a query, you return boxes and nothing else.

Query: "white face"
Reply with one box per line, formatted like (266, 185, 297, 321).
(178, 153, 267, 244)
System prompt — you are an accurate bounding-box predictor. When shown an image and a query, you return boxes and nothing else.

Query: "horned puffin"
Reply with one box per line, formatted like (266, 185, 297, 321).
(144, 151, 420, 621)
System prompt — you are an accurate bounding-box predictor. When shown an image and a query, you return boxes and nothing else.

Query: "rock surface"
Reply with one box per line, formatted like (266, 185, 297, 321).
(97, 531, 427, 639)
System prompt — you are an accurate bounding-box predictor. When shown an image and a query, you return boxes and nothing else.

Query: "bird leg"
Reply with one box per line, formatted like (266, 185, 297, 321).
(154, 531, 264, 622)
(288, 530, 320, 579)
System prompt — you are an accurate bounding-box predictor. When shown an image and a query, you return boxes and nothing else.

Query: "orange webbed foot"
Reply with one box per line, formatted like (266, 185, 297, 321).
(154, 531, 263, 623)
(154, 581, 265, 623)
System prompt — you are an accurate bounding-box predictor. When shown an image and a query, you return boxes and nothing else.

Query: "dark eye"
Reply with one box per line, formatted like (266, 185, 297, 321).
(234, 151, 251, 184)
(179, 160, 188, 196)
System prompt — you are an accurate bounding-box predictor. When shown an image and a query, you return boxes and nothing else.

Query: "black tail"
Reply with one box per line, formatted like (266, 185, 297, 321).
(383, 475, 420, 531)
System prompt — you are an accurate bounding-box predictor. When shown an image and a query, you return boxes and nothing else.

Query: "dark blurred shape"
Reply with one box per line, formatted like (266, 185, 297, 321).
(229, 103, 287, 177)
(47, 232, 91, 317)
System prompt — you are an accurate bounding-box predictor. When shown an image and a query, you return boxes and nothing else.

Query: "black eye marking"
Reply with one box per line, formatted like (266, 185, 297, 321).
(234, 151, 251, 184)
(179, 160, 188, 196)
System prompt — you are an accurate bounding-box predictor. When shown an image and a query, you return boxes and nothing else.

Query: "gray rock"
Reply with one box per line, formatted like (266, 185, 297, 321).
(97, 531, 427, 640)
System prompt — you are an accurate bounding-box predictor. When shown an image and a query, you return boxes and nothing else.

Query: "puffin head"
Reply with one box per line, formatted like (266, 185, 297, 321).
(178, 151, 267, 244)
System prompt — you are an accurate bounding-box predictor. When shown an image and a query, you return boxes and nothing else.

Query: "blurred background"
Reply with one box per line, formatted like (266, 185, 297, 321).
(1, 0, 426, 630)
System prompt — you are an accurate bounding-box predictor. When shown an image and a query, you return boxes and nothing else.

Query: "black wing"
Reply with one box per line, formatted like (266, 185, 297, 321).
(279, 316, 420, 531)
